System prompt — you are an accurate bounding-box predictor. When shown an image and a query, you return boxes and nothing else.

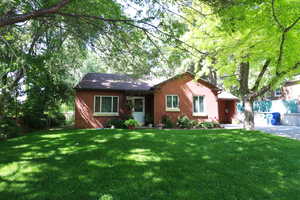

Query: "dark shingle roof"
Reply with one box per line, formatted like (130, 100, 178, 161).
(75, 73, 152, 91)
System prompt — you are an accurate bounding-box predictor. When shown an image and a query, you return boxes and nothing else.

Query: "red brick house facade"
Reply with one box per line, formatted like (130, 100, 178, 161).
(75, 72, 238, 128)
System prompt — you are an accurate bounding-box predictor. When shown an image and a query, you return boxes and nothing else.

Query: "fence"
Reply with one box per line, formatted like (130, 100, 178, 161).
(237, 99, 300, 126)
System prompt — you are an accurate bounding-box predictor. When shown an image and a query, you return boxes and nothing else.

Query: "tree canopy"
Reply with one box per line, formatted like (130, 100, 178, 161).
(177, 0, 300, 128)
(0, 0, 191, 129)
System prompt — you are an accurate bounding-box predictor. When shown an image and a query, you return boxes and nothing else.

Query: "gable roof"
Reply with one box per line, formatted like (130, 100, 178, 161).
(75, 72, 239, 101)
(217, 91, 239, 100)
(152, 72, 220, 91)
(75, 73, 152, 91)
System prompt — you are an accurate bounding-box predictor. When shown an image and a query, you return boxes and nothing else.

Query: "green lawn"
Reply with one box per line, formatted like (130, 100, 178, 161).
(1, 129, 300, 200)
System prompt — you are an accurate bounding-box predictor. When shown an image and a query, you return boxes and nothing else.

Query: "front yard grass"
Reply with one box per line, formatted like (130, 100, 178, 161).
(1, 128, 300, 200)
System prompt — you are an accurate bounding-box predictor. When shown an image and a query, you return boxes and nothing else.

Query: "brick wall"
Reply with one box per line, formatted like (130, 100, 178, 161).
(153, 74, 219, 125)
(75, 90, 126, 128)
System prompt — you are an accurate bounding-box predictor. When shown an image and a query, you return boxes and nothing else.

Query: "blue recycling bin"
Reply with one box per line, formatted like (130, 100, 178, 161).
(271, 112, 281, 125)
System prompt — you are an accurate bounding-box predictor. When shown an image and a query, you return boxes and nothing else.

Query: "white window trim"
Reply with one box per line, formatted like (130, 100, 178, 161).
(165, 95, 180, 112)
(192, 96, 207, 116)
(94, 95, 119, 116)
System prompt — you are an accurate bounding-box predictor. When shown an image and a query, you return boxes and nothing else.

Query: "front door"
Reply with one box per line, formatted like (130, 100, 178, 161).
(132, 97, 145, 125)
(219, 100, 233, 124)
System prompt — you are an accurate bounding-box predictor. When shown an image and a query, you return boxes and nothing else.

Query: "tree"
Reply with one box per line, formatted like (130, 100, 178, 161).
(0, 0, 192, 125)
(182, 0, 300, 129)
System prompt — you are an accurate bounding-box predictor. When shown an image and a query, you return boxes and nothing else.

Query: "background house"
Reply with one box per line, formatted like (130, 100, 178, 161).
(237, 78, 300, 126)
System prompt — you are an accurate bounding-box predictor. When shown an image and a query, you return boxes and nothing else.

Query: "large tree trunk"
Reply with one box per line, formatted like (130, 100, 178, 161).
(244, 98, 254, 130)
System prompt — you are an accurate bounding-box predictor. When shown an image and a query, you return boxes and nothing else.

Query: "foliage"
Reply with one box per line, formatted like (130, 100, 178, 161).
(185, 1, 300, 88)
(199, 122, 214, 129)
(120, 114, 134, 121)
(0, 0, 189, 131)
(176, 115, 193, 128)
(0, 117, 21, 139)
(106, 119, 126, 129)
(1, 128, 300, 199)
(48, 112, 66, 127)
(124, 119, 140, 128)
(145, 114, 153, 125)
(181, 0, 300, 128)
(22, 113, 48, 130)
(106, 114, 135, 128)
(176, 115, 220, 129)
(22, 110, 65, 130)
(161, 115, 174, 128)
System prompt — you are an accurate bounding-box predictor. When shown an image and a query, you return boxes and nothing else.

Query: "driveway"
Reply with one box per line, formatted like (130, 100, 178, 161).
(255, 125, 300, 140)
(223, 124, 300, 140)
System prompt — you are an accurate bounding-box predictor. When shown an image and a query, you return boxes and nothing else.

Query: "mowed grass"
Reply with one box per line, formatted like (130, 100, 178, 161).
(1, 129, 300, 200)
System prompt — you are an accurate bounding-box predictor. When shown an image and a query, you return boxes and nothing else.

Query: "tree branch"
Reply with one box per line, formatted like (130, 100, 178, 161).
(276, 32, 286, 75)
(130, 21, 208, 55)
(0, 0, 70, 28)
(286, 16, 300, 32)
(271, 0, 284, 30)
(251, 61, 300, 98)
(55, 11, 208, 56)
(56, 12, 135, 23)
(141, 29, 170, 64)
(251, 59, 271, 92)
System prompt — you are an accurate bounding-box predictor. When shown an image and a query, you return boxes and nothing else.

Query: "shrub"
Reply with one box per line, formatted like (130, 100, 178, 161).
(199, 122, 217, 129)
(22, 113, 48, 129)
(212, 121, 221, 128)
(176, 115, 193, 128)
(22, 111, 66, 129)
(124, 119, 140, 128)
(120, 114, 133, 120)
(190, 120, 198, 128)
(145, 114, 153, 125)
(106, 118, 126, 128)
(49, 112, 66, 127)
(0, 117, 21, 139)
(161, 115, 174, 128)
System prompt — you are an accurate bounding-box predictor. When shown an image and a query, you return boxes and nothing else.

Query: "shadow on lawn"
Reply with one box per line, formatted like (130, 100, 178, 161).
(1, 129, 300, 200)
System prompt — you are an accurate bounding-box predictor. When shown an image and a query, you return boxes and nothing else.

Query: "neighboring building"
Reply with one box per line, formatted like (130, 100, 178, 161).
(267, 79, 300, 102)
(74, 72, 238, 128)
(255, 79, 300, 114)
(237, 78, 300, 126)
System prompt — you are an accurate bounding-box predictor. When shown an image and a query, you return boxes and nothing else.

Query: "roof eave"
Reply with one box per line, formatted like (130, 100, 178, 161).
(74, 87, 152, 92)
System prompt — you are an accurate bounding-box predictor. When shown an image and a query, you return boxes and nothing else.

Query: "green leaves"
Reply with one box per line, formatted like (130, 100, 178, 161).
(183, 0, 300, 95)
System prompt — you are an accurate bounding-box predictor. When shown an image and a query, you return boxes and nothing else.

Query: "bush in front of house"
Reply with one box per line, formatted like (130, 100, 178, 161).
(176, 115, 221, 129)
(176, 115, 193, 128)
(0, 117, 21, 139)
(145, 114, 153, 126)
(106, 118, 126, 128)
(198, 121, 220, 129)
(161, 115, 174, 128)
(120, 113, 134, 120)
(106, 114, 134, 128)
(124, 119, 140, 129)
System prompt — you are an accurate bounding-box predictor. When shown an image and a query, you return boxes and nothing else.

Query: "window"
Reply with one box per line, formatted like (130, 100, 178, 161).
(166, 95, 179, 111)
(133, 98, 144, 112)
(94, 96, 119, 115)
(193, 96, 205, 113)
(274, 89, 282, 97)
